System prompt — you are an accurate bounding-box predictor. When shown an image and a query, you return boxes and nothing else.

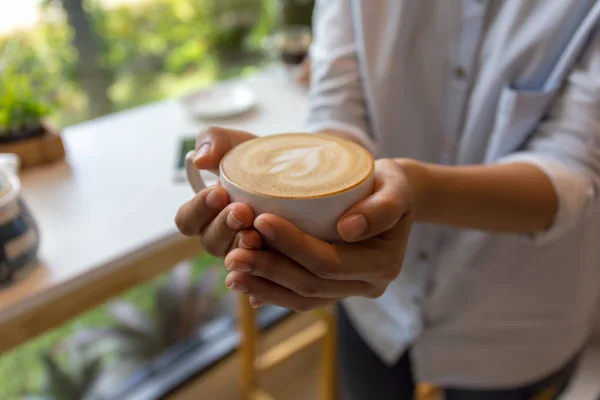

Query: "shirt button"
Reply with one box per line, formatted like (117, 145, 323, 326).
(417, 251, 429, 262)
(454, 66, 467, 80)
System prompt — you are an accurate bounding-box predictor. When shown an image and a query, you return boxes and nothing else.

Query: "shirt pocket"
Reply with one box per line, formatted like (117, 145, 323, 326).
(484, 85, 561, 163)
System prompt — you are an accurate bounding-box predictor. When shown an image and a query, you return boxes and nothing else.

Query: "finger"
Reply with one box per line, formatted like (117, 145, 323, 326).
(201, 202, 254, 256)
(248, 297, 265, 308)
(225, 249, 371, 299)
(225, 271, 334, 312)
(253, 214, 346, 280)
(253, 213, 397, 282)
(337, 158, 410, 242)
(193, 126, 256, 171)
(175, 186, 229, 236)
(335, 214, 413, 284)
(228, 229, 263, 253)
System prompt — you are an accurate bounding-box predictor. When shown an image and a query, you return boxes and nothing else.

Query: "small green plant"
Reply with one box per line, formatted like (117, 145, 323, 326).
(0, 37, 56, 137)
(0, 67, 52, 136)
(21, 349, 101, 400)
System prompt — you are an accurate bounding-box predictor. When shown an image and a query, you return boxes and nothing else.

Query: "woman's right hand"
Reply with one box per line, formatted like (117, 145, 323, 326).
(175, 126, 263, 257)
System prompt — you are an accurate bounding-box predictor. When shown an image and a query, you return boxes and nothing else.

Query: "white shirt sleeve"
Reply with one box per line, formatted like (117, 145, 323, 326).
(498, 153, 596, 244)
(497, 32, 600, 244)
(305, 0, 375, 152)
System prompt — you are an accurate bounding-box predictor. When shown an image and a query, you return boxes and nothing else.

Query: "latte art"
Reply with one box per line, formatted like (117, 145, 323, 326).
(221, 134, 374, 198)
(268, 144, 336, 176)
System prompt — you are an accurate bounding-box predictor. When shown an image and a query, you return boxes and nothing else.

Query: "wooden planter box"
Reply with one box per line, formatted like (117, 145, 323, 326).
(0, 123, 66, 170)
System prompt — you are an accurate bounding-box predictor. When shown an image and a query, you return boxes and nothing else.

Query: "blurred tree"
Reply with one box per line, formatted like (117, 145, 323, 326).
(206, 0, 262, 59)
(1, 0, 278, 127)
(278, 0, 314, 27)
(48, 0, 114, 118)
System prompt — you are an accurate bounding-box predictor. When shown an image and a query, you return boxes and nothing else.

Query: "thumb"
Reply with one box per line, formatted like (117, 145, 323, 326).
(337, 159, 411, 242)
(193, 126, 256, 170)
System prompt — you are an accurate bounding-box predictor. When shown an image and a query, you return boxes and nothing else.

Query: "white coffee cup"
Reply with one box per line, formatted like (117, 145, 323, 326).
(185, 137, 374, 242)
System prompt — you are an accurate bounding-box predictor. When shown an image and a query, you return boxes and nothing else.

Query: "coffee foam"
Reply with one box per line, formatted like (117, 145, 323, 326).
(221, 133, 374, 198)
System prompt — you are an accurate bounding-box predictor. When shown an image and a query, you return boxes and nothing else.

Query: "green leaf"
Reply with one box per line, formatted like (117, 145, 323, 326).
(64, 326, 153, 365)
(196, 267, 220, 295)
(0, 62, 52, 131)
(87, 359, 143, 399)
(79, 357, 102, 395)
(40, 352, 80, 400)
(108, 301, 154, 335)
(63, 328, 117, 350)
(155, 281, 181, 346)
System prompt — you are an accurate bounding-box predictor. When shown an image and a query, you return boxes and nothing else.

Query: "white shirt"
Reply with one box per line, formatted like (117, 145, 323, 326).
(306, 0, 600, 388)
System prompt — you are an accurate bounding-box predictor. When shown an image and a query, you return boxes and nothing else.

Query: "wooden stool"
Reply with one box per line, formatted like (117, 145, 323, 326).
(415, 384, 443, 400)
(237, 294, 337, 400)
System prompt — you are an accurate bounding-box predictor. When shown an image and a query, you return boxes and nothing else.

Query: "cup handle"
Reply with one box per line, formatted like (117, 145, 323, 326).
(185, 151, 208, 193)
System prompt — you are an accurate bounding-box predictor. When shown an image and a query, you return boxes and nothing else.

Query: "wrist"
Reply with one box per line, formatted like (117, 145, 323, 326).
(394, 158, 434, 217)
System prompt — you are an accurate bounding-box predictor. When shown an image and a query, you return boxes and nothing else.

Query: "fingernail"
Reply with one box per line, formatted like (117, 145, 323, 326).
(254, 218, 275, 240)
(205, 189, 222, 209)
(227, 280, 248, 293)
(239, 236, 253, 249)
(227, 261, 252, 273)
(226, 212, 244, 230)
(194, 143, 211, 163)
(249, 297, 264, 308)
(338, 214, 367, 241)
(239, 235, 260, 249)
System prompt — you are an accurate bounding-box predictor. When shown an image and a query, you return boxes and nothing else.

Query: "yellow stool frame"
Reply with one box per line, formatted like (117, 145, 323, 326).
(236, 294, 337, 400)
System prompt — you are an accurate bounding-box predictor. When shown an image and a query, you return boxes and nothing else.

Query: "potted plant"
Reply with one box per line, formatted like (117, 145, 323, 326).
(0, 65, 65, 169)
(65, 263, 231, 399)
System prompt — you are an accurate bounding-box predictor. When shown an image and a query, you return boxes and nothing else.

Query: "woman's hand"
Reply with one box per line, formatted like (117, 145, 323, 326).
(175, 126, 264, 256)
(223, 159, 419, 310)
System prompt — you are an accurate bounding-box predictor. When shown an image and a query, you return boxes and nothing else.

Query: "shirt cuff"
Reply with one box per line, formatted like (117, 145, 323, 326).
(304, 121, 376, 154)
(497, 153, 596, 245)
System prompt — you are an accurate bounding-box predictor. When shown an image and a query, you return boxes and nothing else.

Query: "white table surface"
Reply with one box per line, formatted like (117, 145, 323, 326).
(0, 67, 308, 335)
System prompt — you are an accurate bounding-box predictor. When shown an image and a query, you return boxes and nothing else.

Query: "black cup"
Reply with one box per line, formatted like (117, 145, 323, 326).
(267, 25, 312, 66)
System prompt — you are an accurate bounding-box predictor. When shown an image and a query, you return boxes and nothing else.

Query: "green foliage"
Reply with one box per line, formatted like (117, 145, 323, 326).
(0, 253, 221, 400)
(0, 67, 52, 134)
(21, 350, 101, 400)
(204, 0, 262, 53)
(278, 0, 315, 27)
(62, 262, 229, 397)
(1, 0, 277, 127)
(0, 32, 66, 133)
(89, 0, 214, 76)
(0, 19, 82, 127)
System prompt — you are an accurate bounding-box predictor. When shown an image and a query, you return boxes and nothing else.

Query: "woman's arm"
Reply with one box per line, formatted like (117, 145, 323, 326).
(397, 159, 559, 233)
(399, 31, 600, 239)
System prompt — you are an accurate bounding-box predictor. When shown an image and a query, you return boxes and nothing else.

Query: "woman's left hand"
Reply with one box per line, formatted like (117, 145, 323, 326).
(223, 159, 419, 311)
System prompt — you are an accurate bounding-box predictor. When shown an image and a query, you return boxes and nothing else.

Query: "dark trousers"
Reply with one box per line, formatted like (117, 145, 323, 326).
(337, 306, 580, 400)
